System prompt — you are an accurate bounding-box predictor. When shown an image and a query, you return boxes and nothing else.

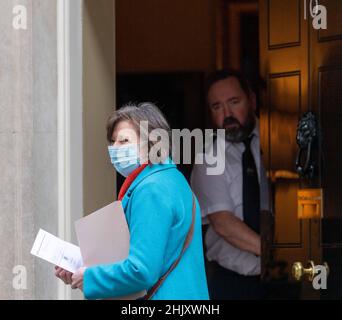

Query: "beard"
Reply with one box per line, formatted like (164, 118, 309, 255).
(223, 112, 256, 143)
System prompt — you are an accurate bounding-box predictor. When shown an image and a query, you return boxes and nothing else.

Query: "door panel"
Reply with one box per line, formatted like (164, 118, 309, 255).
(274, 180, 301, 245)
(260, 0, 311, 299)
(319, 68, 342, 220)
(310, 0, 342, 299)
(261, 0, 342, 299)
(318, 0, 342, 41)
(268, 0, 301, 48)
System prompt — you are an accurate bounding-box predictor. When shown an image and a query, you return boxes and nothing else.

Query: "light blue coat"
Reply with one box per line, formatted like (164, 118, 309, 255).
(83, 162, 209, 300)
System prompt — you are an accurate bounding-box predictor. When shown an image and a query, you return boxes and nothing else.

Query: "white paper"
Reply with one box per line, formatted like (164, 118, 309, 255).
(30, 229, 83, 273)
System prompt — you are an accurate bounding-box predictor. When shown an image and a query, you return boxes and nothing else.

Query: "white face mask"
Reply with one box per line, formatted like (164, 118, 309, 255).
(108, 144, 140, 177)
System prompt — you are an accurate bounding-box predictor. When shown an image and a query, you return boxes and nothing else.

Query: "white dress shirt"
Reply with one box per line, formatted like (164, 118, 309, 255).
(191, 121, 269, 276)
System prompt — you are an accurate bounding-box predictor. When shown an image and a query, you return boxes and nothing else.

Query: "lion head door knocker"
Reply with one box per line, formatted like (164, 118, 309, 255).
(295, 112, 319, 179)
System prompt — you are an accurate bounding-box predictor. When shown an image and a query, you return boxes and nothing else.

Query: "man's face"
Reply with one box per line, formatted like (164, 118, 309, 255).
(208, 77, 256, 142)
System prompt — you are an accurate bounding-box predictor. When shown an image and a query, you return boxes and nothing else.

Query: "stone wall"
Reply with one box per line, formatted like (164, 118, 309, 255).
(0, 0, 58, 299)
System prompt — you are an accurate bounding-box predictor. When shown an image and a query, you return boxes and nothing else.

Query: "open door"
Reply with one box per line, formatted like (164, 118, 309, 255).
(260, 0, 342, 299)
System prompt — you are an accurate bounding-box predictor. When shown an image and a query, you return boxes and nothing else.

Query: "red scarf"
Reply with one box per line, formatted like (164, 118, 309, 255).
(118, 163, 148, 201)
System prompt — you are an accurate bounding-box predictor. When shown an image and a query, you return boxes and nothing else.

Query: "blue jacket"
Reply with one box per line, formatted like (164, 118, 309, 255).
(83, 162, 209, 300)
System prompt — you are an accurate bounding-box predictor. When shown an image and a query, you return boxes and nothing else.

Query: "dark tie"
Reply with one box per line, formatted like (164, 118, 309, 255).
(242, 135, 260, 234)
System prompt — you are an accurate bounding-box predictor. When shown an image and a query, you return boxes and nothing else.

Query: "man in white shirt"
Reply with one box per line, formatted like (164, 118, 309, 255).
(191, 70, 270, 299)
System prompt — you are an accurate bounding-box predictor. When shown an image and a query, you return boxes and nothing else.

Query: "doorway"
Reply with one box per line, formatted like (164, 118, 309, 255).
(116, 72, 206, 191)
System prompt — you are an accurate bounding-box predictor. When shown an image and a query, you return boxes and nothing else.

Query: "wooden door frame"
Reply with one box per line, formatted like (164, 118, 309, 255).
(216, 0, 259, 69)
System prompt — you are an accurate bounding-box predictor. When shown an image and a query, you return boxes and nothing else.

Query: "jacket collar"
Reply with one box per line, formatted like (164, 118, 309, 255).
(121, 159, 176, 210)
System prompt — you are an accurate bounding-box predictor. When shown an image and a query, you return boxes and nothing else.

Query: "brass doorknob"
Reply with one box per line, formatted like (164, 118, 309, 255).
(292, 260, 315, 281)
(292, 261, 330, 282)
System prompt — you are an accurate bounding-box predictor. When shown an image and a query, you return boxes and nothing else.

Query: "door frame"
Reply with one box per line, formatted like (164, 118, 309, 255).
(57, 0, 84, 300)
(216, 0, 259, 69)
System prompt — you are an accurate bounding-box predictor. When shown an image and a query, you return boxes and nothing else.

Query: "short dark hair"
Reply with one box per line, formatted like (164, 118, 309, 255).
(205, 69, 252, 98)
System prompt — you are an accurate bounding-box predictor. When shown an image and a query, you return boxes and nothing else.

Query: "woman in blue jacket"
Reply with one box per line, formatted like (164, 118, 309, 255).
(56, 102, 209, 300)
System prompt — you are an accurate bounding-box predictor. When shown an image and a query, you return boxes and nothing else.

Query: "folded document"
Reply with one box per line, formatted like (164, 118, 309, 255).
(30, 229, 83, 273)
(31, 201, 145, 299)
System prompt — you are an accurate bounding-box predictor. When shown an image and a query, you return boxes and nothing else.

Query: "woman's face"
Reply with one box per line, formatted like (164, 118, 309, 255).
(111, 120, 139, 146)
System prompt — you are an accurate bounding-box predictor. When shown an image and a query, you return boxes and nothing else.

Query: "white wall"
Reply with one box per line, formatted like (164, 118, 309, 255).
(83, 0, 116, 216)
(0, 0, 115, 299)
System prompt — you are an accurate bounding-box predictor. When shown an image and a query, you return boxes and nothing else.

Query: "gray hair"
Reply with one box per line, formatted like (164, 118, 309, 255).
(106, 102, 172, 163)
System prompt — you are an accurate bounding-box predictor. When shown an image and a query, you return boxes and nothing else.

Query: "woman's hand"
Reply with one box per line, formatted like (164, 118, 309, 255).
(71, 267, 87, 291)
(55, 266, 73, 285)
